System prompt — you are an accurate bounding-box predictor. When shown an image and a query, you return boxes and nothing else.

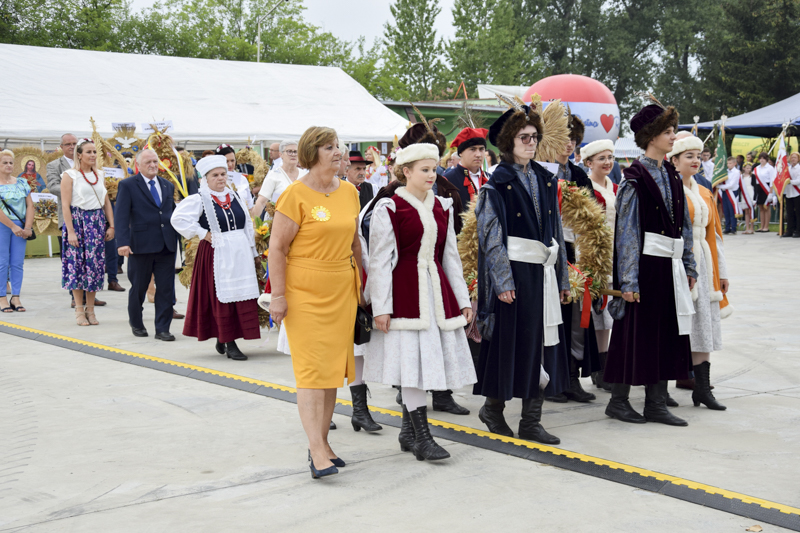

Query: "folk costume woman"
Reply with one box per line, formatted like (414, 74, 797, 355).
(215, 144, 255, 211)
(668, 135, 730, 410)
(365, 143, 476, 462)
(547, 114, 602, 404)
(580, 139, 618, 392)
(604, 102, 697, 427)
(473, 102, 571, 445)
(171, 155, 261, 360)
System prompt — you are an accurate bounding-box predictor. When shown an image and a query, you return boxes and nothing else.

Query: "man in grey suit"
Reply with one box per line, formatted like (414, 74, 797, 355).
(46, 133, 106, 307)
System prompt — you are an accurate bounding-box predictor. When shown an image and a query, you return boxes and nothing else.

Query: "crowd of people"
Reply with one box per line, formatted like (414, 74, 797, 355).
(4, 98, 800, 480)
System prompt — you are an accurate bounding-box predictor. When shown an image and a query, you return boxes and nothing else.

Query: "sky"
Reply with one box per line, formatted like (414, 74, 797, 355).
(128, 0, 458, 46)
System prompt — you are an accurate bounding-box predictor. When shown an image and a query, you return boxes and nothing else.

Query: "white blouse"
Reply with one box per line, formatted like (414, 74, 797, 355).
(258, 166, 307, 204)
(170, 187, 258, 258)
(786, 163, 800, 199)
(63, 168, 107, 210)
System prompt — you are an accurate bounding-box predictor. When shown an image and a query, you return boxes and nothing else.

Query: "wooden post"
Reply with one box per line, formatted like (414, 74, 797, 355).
(779, 195, 784, 236)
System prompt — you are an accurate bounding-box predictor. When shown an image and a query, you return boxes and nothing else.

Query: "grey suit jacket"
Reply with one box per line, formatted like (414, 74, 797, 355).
(46, 156, 71, 227)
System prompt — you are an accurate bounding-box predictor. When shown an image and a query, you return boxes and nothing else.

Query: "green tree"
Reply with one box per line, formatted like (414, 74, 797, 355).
(0, 0, 129, 50)
(698, 0, 800, 118)
(383, 0, 446, 100)
(446, 0, 537, 95)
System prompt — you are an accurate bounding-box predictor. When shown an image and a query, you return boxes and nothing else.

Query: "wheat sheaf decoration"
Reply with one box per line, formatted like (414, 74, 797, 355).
(559, 182, 613, 301)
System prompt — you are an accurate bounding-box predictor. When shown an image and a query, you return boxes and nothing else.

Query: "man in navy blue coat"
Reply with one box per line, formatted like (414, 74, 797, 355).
(115, 149, 178, 340)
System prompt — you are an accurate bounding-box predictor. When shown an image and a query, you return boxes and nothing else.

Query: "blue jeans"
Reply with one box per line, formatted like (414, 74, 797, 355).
(0, 219, 26, 297)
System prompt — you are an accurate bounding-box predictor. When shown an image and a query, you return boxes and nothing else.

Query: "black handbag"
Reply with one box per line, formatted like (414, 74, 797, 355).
(0, 196, 36, 240)
(354, 306, 373, 345)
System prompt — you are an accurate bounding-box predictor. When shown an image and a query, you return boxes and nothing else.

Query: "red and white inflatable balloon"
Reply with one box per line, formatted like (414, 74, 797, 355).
(523, 74, 620, 145)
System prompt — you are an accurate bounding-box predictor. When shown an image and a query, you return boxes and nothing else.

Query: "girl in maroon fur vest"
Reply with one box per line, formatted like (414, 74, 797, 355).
(364, 143, 476, 462)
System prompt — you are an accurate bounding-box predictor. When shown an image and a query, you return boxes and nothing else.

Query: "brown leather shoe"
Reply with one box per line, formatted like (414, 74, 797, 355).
(108, 281, 125, 292)
(173, 310, 185, 319)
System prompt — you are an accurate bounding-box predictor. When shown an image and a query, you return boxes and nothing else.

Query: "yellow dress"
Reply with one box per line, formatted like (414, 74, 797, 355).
(276, 179, 361, 388)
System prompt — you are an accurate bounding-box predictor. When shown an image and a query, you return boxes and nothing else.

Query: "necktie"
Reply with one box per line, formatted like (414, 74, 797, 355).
(148, 179, 161, 207)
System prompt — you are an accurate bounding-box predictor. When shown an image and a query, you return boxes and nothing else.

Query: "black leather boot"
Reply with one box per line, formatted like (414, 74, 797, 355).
(329, 420, 337, 430)
(395, 386, 402, 406)
(398, 405, 415, 452)
(431, 390, 470, 415)
(644, 381, 688, 426)
(605, 383, 646, 423)
(563, 357, 596, 402)
(215, 340, 225, 355)
(593, 352, 612, 391)
(349, 384, 382, 432)
(544, 393, 568, 403)
(666, 392, 679, 407)
(225, 341, 247, 361)
(409, 407, 450, 461)
(519, 393, 560, 445)
(478, 398, 514, 437)
(692, 362, 726, 410)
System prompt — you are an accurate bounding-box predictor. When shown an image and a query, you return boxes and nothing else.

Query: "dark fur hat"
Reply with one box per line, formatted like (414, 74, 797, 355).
(631, 104, 679, 150)
(399, 123, 447, 157)
(568, 114, 585, 145)
(489, 106, 544, 156)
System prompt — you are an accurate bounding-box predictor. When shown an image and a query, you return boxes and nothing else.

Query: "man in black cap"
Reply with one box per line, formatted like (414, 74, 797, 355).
(604, 100, 697, 427)
(347, 150, 376, 209)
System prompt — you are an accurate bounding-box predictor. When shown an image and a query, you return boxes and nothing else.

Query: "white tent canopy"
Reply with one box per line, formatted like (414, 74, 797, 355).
(0, 44, 408, 146)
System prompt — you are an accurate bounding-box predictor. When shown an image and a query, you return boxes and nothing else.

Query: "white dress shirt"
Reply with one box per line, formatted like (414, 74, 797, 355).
(718, 168, 740, 192)
(786, 163, 800, 199)
(701, 160, 715, 180)
(142, 174, 162, 203)
(63, 156, 74, 168)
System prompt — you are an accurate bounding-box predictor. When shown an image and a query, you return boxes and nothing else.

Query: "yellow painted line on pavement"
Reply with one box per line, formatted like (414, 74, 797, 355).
(3, 319, 799, 517)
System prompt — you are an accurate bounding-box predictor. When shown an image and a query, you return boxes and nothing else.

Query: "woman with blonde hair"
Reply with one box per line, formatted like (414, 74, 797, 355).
(61, 139, 115, 326)
(0, 150, 34, 312)
(268, 126, 362, 479)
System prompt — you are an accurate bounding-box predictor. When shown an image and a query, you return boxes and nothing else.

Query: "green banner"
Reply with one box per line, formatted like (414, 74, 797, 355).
(711, 127, 728, 187)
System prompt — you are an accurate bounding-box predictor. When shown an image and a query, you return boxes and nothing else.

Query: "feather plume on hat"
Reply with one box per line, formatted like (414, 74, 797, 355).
(536, 100, 570, 163)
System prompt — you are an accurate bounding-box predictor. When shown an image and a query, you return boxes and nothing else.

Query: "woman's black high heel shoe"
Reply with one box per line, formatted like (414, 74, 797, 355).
(309, 459, 339, 479)
(308, 449, 345, 468)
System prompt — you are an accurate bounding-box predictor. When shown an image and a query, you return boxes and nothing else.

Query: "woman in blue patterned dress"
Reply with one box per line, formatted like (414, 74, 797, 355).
(61, 139, 115, 326)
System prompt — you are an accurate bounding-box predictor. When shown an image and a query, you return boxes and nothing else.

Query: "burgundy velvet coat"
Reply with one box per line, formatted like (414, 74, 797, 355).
(604, 161, 692, 386)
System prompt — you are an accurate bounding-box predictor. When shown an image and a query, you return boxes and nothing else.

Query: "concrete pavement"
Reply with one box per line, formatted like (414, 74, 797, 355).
(1, 231, 798, 531)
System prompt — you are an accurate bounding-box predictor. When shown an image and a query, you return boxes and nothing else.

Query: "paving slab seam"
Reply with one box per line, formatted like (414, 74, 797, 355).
(3, 320, 799, 531)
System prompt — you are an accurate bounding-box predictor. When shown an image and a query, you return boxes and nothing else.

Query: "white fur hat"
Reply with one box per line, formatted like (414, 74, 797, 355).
(394, 143, 440, 166)
(196, 155, 227, 177)
(580, 139, 615, 161)
(667, 135, 704, 159)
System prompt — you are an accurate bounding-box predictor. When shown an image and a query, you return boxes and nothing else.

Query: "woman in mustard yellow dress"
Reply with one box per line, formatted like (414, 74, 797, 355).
(269, 126, 363, 479)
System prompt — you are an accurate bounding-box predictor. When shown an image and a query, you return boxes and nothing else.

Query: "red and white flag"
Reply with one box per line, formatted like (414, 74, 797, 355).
(773, 133, 794, 196)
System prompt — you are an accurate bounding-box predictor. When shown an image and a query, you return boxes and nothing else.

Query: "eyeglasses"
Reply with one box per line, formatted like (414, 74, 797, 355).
(516, 134, 539, 145)
(284, 150, 298, 156)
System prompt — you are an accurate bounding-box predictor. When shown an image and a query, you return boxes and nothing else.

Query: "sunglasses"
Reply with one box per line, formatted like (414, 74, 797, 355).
(516, 134, 539, 145)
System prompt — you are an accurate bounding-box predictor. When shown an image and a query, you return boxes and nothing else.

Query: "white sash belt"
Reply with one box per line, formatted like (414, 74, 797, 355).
(642, 232, 695, 335)
(506, 236, 562, 346)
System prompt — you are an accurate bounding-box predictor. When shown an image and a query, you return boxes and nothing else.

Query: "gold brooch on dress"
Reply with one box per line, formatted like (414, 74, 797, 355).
(311, 205, 332, 222)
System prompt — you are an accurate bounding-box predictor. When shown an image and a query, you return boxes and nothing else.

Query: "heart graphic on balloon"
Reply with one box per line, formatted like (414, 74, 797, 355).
(600, 114, 615, 133)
